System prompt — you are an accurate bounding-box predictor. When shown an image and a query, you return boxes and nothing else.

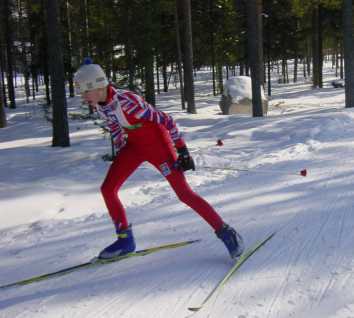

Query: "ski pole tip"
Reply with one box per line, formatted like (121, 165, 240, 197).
(300, 169, 307, 177)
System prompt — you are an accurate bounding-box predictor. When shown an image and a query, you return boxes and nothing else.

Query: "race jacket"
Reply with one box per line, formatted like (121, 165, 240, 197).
(96, 85, 186, 153)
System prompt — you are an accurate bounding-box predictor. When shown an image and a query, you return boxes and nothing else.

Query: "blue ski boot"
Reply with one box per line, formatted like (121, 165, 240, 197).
(216, 224, 244, 259)
(98, 224, 136, 259)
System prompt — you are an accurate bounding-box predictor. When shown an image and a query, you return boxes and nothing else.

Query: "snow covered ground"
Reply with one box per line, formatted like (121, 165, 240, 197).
(1, 64, 354, 318)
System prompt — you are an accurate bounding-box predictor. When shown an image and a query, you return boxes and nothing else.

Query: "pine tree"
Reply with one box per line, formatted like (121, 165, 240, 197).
(46, 0, 70, 147)
(179, 0, 196, 114)
(343, 0, 354, 108)
(3, 0, 16, 109)
(0, 63, 6, 128)
(246, 0, 264, 117)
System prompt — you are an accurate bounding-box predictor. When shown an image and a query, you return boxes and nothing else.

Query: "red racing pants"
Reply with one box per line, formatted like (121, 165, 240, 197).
(100, 125, 224, 231)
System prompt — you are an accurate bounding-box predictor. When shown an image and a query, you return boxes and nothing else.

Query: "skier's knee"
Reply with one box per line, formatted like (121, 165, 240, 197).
(101, 180, 114, 197)
(176, 189, 193, 204)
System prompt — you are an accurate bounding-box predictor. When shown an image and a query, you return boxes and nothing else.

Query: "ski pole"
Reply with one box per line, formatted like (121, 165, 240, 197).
(199, 165, 307, 177)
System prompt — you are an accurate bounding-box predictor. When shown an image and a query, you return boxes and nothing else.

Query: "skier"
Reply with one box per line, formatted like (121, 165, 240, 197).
(74, 59, 244, 259)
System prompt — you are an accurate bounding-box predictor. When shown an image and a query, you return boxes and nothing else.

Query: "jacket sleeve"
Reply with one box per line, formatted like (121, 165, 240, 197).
(120, 91, 186, 149)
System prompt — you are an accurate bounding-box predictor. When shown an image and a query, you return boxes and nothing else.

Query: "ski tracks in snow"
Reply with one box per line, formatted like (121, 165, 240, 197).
(262, 169, 354, 317)
(196, 165, 354, 318)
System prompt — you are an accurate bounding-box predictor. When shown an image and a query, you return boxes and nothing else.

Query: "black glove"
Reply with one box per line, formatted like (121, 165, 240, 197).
(102, 153, 115, 161)
(176, 146, 195, 171)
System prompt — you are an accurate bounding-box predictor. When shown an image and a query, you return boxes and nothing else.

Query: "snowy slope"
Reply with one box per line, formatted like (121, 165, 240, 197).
(1, 67, 354, 318)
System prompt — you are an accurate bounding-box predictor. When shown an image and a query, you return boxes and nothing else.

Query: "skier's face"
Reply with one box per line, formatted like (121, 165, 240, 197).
(82, 88, 106, 106)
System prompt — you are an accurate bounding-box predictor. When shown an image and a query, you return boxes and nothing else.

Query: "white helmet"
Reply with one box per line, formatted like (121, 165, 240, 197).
(74, 58, 109, 93)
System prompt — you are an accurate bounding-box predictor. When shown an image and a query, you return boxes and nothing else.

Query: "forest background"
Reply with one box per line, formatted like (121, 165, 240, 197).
(0, 0, 352, 141)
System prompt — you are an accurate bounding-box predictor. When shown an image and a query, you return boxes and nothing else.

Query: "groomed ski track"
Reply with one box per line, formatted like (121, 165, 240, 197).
(1, 156, 354, 318)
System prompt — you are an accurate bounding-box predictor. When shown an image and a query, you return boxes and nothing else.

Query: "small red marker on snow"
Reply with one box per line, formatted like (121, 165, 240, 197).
(217, 139, 224, 146)
(300, 169, 307, 177)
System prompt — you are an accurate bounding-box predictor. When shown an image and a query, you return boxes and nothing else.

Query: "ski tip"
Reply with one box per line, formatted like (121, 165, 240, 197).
(188, 306, 202, 312)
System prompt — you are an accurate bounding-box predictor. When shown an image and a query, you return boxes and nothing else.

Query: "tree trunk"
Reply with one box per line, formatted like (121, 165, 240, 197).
(18, 0, 31, 103)
(335, 47, 339, 77)
(46, 0, 70, 147)
(286, 59, 289, 83)
(180, 0, 196, 114)
(123, 4, 135, 92)
(0, 63, 6, 128)
(28, 10, 38, 100)
(266, 18, 271, 96)
(144, 51, 156, 106)
(0, 46, 8, 108)
(217, 64, 223, 95)
(247, 0, 264, 117)
(267, 58, 271, 96)
(340, 41, 344, 79)
(174, 0, 185, 110)
(43, 58, 51, 105)
(126, 36, 135, 91)
(211, 64, 216, 95)
(64, 0, 75, 98)
(80, 0, 91, 59)
(40, 0, 51, 105)
(31, 67, 37, 100)
(240, 63, 244, 76)
(209, 0, 217, 96)
(156, 55, 160, 94)
(4, 0, 16, 108)
(312, 4, 323, 88)
(142, 3, 155, 106)
(343, 0, 354, 108)
(294, 54, 298, 83)
(162, 58, 168, 92)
